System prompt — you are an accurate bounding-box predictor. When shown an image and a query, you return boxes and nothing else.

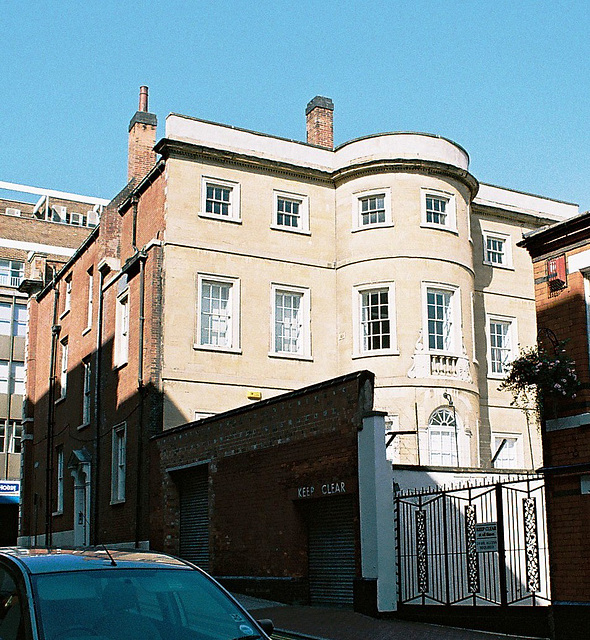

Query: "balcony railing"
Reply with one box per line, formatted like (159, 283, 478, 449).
(430, 354, 459, 377)
(0, 275, 24, 288)
(408, 332, 472, 383)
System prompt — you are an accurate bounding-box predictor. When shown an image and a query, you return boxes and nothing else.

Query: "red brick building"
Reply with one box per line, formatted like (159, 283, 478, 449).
(519, 213, 590, 639)
(0, 181, 107, 544)
(151, 370, 394, 611)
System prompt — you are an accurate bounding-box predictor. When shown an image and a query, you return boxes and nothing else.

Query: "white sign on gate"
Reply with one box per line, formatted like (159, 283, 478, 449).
(475, 522, 498, 552)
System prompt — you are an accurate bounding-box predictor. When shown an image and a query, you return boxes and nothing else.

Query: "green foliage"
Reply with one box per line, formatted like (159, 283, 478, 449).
(499, 342, 580, 421)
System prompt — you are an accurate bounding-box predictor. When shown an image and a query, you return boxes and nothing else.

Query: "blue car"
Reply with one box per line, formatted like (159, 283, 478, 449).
(0, 548, 273, 640)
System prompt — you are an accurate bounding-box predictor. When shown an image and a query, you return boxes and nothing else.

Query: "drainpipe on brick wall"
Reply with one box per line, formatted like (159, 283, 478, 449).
(134, 255, 146, 548)
(45, 282, 60, 547)
(131, 197, 138, 252)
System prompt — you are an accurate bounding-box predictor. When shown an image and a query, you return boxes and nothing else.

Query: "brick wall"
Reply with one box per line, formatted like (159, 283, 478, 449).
(21, 175, 166, 545)
(532, 251, 590, 416)
(526, 240, 590, 611)
(151, 372, 372, 583)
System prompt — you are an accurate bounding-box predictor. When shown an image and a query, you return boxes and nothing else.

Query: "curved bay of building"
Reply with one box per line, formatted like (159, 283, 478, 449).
(333, 133, 480, 467)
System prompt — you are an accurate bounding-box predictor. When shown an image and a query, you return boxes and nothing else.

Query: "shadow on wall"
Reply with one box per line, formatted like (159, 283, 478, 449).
(21, 334, 164, 549)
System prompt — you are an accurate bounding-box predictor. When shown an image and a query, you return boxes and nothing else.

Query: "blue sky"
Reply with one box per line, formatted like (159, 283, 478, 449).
(2, 1, 589, 210)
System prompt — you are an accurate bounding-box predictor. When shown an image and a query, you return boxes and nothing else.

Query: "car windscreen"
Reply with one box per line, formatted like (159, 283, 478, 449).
(30, 567, 262, 640)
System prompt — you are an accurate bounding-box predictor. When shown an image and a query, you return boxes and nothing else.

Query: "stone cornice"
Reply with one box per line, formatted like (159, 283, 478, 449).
(472, 202, 562, 228)
(331, 158, 479, 197)
(154, 138, 479, 196)
(154, 138, 334, 185)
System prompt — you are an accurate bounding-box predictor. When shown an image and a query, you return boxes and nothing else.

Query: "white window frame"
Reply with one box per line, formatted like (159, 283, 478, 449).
(7, 421, 21, 454)
(428, 407, 458, 467)
(0, 303, 11, 336)
(270, 284, 311, 359)
(63, 274, 72, 315)
(492, 433, 521, 469)
(59, 339, 68, 398)
(353, 282, 398, 357)
(0, 303, 27, 339)
(487, 315, 517, 378)
(111, 423, 126, 504)
(421, 188, 457, 232)
(483, 231, 512, 269)
(0, 360, 8, 394)
(195, 274, 241, 353)
(10, 362, 25, 395)
(85, 269, 94, 332)
(114, 292, 129, 367)
(194, 411, 216, 421)
(271, 190, 310, 234)
(422, 283, 461, 354)
(14, 304, 27, 337)
(0, 260, 24, 288)
(200, 176, 241, 223)
(352, 188, 392, 231)
(82, 359, 92, 427)
(55, 445, 64, 514)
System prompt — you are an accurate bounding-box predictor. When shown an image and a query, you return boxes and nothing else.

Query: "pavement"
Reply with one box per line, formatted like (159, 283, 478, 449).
(234, 594, 547, 640)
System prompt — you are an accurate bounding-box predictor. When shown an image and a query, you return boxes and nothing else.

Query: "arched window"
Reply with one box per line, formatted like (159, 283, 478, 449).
(428, 407, 458, 466)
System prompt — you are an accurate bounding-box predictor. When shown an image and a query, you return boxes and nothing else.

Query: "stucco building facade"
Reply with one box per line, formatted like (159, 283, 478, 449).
(20, 88, 578, 553)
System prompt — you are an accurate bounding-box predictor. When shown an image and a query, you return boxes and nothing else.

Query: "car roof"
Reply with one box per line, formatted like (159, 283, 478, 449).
(0, 548, 192, 575)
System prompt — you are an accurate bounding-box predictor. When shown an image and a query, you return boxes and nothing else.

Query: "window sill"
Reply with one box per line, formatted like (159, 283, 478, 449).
(55, 395, 66, 405)
(270, 224, 311, 236)
(59, 309, 70, 320)
(110, 499, 126, 506)
(52, 510, 63, 517)
(114, 361, 128, 371)
(78, 422, 90, 431)
(352, 222, 394, 233)
(268, 352, 313, 361)
(420, 223, 459, 235)
(483, 261, 514, 271)
(198, 212, 242, 224)
(193, 344, 242, 355)
(82, 326, 92, 336)
(488, 372, 508, 380)
(352, 349, 400, 359)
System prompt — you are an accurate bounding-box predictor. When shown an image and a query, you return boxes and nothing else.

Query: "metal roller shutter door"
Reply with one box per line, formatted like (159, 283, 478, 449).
(179, 469, 209, 571)
(307, 495, 356, 608)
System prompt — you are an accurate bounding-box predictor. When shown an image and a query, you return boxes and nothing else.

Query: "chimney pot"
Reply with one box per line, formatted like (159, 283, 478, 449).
(139, 86, 149, 112)
(306, 96, 334, 149)
(128, 86, 158, 182)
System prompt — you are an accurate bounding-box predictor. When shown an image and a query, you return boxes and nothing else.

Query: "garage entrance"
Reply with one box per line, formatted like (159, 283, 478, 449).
(177, 466, 209, 571)
(306, 495, 356, 608)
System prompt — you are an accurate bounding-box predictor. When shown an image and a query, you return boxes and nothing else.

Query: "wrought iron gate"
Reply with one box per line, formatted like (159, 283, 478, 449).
(395, 476, 550, 607)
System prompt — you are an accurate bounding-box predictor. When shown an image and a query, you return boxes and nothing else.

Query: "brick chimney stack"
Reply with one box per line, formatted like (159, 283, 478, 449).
(306, 96, 334, 149)
(128, 86, 158, 182)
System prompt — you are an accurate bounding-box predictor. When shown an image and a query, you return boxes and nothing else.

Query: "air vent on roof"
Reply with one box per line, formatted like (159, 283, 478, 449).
(51, 206, 67, 223)
(5, 207, 21, 216)
(87, 209, 100, 228)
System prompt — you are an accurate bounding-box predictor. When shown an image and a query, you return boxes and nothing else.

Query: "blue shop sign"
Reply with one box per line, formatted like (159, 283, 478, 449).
(0, 480, 20, 504)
